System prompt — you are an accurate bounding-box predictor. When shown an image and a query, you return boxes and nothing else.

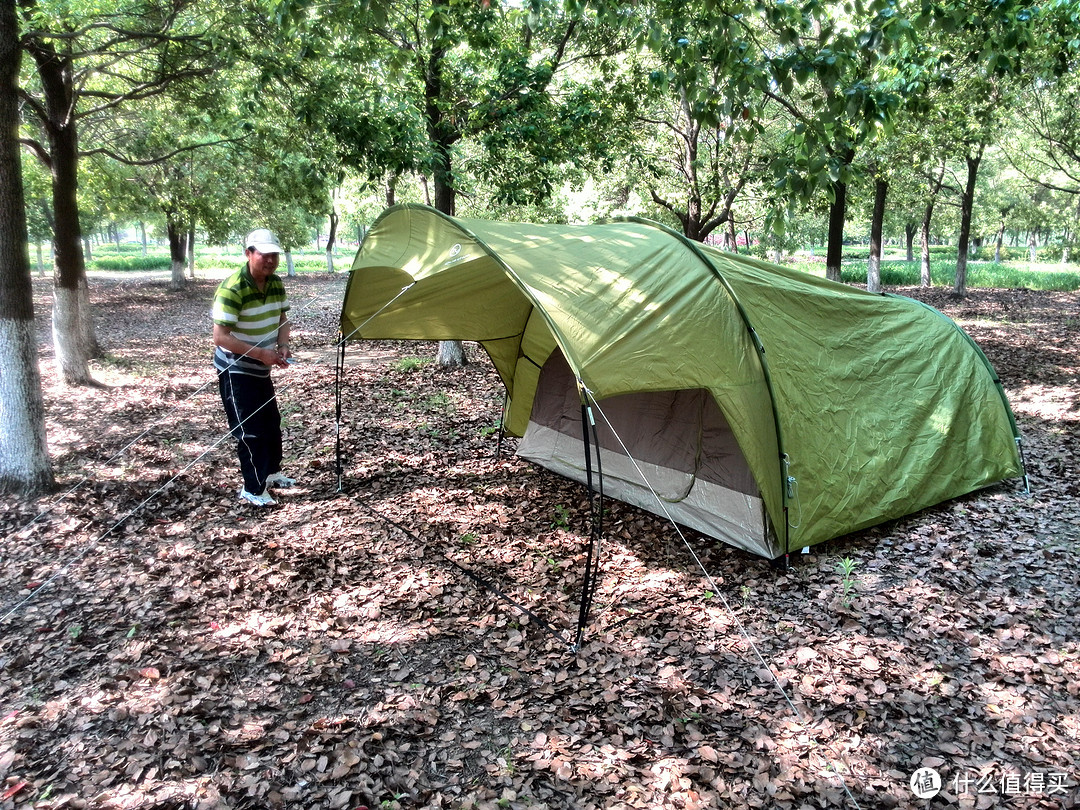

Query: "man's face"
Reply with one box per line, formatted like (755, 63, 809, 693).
(246, 248, 280, 280)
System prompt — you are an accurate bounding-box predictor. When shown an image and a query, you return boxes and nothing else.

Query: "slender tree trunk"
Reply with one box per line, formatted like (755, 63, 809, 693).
(867, 178, 888, 293)
(1028, 229, 1038, 263)
(905, 223, 916, 262)
(0, 0, 53, 494)
(954, 146, 984, 297)
(28, 38, 99, 383)
(1067, 198, 1080, 264)
(825, 180, 848, 283)
(921, 164, 946, 287)
(166, 216, 186, 290)
(920, 204, 934, 287)
(325, 204, 339, 274)
(994, 219, 1005, 262)
(187, 223, 196, 279)
(425, 18, 466, 367)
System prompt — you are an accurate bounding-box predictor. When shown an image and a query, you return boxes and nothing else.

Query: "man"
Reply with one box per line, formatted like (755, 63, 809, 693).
(212, 228, 295, 506)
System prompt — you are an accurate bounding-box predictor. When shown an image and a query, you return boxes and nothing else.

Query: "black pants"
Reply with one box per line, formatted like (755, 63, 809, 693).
(218, 370, 282, 494)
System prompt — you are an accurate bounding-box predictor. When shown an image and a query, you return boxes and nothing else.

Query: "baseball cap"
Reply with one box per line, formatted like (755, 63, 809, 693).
(245, 228, 281, 254)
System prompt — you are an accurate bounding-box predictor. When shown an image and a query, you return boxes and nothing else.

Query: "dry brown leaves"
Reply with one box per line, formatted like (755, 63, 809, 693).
(0, 276, 1076, 810)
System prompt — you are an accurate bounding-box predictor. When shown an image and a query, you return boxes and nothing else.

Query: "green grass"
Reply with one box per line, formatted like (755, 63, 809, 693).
(84, 243, 354, 274)
(840, 259, 1080, 291)
(90, 255, 173, 271)
(82, 241, 1080, 291)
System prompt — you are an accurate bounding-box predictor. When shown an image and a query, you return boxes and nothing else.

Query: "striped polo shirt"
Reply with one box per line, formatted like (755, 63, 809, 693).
(212, 266, 290, 376)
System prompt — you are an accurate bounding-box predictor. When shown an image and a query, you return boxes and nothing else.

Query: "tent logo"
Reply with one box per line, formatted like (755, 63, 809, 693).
(444, 243, 465, 267)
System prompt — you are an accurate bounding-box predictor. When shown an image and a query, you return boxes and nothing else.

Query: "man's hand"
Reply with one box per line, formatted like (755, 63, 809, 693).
(263, 347, 290, 368)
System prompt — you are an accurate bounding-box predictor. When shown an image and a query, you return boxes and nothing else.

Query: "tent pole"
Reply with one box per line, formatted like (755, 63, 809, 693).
(496, 391, 508, 459)
(335, 333, 346, 492)
(573, 389, 604, 651)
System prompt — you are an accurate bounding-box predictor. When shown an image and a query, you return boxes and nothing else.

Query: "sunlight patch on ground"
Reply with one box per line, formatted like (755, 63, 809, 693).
(1010, 383, 1077, 421)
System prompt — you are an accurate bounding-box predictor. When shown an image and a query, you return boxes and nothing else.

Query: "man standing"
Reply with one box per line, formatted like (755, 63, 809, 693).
(212, 228, 295, 506)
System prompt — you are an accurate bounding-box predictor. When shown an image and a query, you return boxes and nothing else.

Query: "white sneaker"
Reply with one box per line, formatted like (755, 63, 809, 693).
(265, 472, 296, 489)
(239, 487, 277, 506)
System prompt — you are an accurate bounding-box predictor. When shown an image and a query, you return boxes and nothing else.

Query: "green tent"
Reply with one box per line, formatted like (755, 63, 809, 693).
(340, 204, 1024, 559)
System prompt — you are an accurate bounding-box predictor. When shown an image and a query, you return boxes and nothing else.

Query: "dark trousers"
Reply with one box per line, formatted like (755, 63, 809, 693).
(218, 370, 282, 494)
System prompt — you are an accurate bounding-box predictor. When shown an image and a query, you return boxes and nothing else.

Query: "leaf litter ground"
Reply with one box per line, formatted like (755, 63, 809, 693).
(0, 274, 1077, 810)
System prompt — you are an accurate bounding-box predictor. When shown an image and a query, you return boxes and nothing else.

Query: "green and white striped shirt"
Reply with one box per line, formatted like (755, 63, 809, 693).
(212, 266, 290, 376)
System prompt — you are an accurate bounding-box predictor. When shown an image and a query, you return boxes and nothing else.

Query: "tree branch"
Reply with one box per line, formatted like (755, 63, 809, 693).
(81, 136, 245, 166)
(18, 137, 52, 168)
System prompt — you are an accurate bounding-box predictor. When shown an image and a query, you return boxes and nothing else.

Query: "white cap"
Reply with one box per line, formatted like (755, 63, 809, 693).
(245, 228, 281, 254)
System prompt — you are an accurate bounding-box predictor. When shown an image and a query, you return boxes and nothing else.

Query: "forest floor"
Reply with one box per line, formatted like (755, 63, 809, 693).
(0, 272, 1077, 810)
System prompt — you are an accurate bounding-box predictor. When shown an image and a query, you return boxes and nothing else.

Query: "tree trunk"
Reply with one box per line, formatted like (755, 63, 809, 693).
(28, 37, 99, 383)
(994, 219, 1005, 263)
(187, 223, 196, 279)
(325, 204, 339, 273)
(167, 216, 187, 290)
(825, 180, 848, 283)
(920, 203, 934, 287)
(1066, 198, 1080, 264)
(1028, 229, 1038, 263)
(867, 177, 888, 293)
(0, 0, 53, 494)
(426, 17, 466, 368)
(905, 223, 916, 262)
(954, 146, 984, 297)
(437, 340, 467, 366)
(921, 164, 946, 288)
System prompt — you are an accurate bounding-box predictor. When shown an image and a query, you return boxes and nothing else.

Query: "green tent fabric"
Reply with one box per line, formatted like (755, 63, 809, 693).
(340, 203, 1023, 558)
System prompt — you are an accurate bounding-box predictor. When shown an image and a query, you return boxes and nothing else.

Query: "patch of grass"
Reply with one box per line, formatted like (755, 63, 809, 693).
(87, 244, 354, 275)
(551, 503, 571, 529)
(88, 255, 173, 271)
(841, 259, 1080, 291)
(419, 392, 453, 413)
(394, 357, 430, 373)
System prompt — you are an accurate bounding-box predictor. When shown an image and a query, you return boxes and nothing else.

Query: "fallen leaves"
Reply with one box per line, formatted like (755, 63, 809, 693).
(0, 278, 1077, 808)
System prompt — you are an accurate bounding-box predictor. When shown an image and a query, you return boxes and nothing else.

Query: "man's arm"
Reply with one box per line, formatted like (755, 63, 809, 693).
(213, 323, 287, 368)
(276, 313, 292, 360)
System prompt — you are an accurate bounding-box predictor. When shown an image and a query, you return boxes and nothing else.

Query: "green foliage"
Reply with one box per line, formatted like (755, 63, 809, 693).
(834, 557, 858, 609)
(551, 504, 571, 530)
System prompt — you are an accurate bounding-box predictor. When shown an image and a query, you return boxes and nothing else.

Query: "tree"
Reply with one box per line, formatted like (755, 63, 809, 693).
(1, 0, 52, 494)
(272, 0, 634, 365)
(635, 75, 768, 242)
(18, 0, 222, 383)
